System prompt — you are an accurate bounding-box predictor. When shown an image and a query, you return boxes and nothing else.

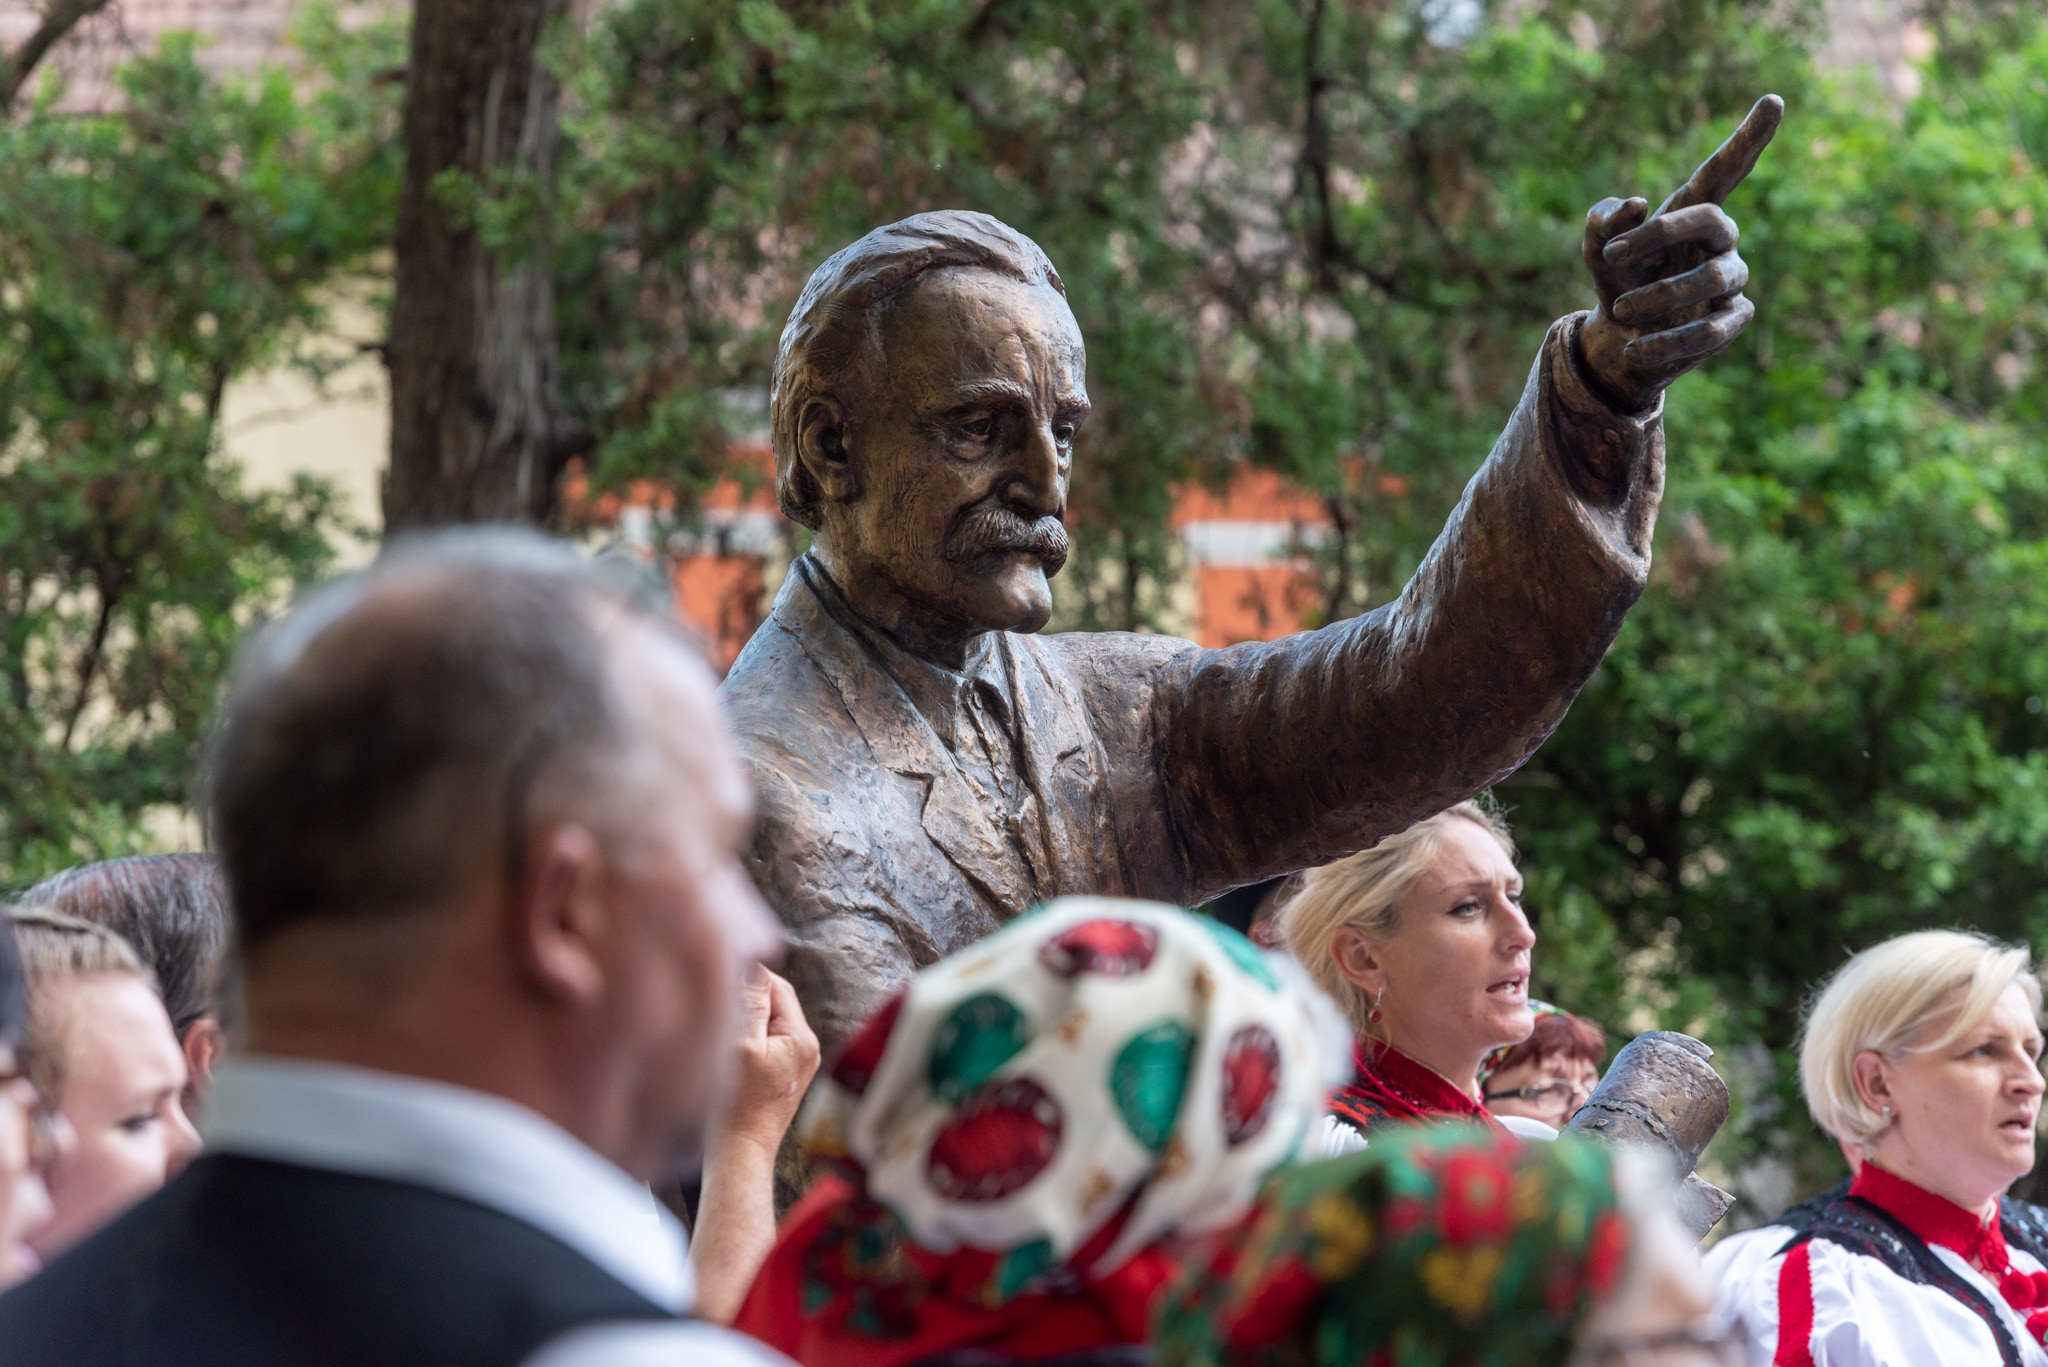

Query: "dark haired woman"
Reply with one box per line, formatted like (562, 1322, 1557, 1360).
(1482, 1004, 1607, 1131)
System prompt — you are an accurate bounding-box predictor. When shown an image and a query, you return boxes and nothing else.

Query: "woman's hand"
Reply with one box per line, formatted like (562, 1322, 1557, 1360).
(690, 966, 820, 1324)
(717, 964, 822, 1156)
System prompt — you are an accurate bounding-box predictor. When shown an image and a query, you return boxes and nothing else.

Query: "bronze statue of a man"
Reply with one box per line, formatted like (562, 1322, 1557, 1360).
(724, 100, 1783, 1049)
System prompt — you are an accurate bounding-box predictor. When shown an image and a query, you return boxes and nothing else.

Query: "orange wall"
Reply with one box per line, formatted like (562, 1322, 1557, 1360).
(673, 554, 768, 673)
(593, 451, 1332, 667)
(1170, 467, 1329, 530)
(1191, 565, 1322, 650)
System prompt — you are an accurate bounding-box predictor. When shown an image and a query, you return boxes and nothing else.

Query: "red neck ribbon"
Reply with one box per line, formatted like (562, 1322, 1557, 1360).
(1328, 1039, 1508, 1137)
(1852, 1161, 2048, 1343)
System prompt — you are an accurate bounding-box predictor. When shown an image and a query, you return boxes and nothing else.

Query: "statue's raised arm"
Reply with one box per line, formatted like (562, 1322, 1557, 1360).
(721, 100, 1783, 1047)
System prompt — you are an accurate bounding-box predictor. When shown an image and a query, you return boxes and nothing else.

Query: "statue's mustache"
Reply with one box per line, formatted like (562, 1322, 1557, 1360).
(943, 504, 1070, 576)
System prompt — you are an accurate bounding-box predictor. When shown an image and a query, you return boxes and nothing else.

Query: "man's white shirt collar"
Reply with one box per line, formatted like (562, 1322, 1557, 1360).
(203, 1056, 694, 1314)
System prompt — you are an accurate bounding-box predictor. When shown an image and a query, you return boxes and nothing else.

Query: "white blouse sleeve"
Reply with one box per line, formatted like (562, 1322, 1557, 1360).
(1726, 1238, 2048, 1367)
(1315, 1114, 1367, 1157)
(1702, 1224, 1789, 1332)
(1494, 1114, 1559, 1141)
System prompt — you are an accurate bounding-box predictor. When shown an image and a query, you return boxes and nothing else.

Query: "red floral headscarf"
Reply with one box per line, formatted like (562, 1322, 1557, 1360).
(1153, 1128, 1632, 1367)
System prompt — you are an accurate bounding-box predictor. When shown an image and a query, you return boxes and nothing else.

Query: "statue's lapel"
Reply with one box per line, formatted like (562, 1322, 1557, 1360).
(1001, 632, 1117, 896)
(913, 771, 1034, 913)
(774, 561, 1034, 912)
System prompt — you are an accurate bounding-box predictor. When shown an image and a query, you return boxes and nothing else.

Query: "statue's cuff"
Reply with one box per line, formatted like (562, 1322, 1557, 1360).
(1546, 312, 1662, 506)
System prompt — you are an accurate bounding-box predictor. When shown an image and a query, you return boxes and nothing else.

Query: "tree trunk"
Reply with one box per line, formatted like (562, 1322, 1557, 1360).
(383, 0, 569, 531)
(1, 0, 117, 113)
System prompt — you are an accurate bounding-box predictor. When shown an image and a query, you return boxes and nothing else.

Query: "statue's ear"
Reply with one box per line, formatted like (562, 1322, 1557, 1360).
(795, 396, 859, 504)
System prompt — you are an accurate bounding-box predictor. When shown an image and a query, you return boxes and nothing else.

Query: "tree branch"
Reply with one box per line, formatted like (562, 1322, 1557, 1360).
(1, 0, 116, 115)
(58, 579, 117, 753)
(1321, 488, 1355, 622)
(1298, 0, 1341, 292)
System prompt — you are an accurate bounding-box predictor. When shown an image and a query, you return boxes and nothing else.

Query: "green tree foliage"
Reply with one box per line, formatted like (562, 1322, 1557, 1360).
(0, 10, 403, 886)
(550, 0, 1806, 624)
(552, 0, 2048, 1208)
(1512, 23, 2048, 1205)
(1148, 0, 1807, 622)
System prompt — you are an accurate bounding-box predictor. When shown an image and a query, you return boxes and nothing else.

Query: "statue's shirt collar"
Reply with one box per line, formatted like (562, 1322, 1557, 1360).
(797, 555, 1015, 754)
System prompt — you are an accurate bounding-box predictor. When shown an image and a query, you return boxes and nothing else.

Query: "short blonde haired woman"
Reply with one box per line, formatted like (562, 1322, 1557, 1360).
(1283, 800, 1542, 1152)
(1726, 929, 2048, 1367)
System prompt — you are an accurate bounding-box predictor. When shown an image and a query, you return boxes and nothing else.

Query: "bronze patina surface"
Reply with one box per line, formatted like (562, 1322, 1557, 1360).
(1565, 1031, 1738, 1238)
(724, 100, 1784, 1051)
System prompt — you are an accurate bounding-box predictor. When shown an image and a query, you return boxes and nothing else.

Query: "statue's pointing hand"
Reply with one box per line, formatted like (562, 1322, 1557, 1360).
(1576, 95, 1784, 412)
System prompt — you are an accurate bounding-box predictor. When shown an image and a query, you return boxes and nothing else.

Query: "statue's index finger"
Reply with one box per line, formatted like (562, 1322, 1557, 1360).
(1654, 95, 1784, 216)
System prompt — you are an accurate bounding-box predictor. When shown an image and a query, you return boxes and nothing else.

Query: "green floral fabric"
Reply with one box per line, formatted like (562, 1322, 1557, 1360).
(1153, 1128, 1630, 1367)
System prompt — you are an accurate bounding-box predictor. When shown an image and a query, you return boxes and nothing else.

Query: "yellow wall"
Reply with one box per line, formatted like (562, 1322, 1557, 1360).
(220, 290, 389, 566)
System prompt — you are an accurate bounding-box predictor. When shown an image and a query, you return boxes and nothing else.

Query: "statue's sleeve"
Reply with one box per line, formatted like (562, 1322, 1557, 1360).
(1160, 313, 1663, 898)
(743, 759, 928, 1053)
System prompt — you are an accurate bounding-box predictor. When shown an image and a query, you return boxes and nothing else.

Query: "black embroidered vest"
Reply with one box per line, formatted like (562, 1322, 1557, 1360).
(1775, 1186, 2048, 1367)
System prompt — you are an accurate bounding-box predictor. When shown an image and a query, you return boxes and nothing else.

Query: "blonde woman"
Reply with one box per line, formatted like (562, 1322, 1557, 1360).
(1283, 801, 1543, 1153)
(0, 909, 64, 1288)
(9, 908, 200, 1263)
(1725, 930, 2048, 1367)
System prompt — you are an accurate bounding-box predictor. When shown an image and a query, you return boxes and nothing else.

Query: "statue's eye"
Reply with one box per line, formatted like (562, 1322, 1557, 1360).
(959, 415, 997, 441)
(1053, 424, 1076, 446)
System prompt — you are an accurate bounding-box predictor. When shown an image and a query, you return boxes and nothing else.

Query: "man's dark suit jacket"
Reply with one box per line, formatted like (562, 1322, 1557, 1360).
(0, 1155, 675, 1367)
(723, 315, 1664, 1048)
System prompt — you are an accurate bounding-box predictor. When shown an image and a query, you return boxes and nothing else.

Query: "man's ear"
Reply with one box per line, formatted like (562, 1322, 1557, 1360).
(795, 396, 859, 503)
(508, 824, 609, 1007)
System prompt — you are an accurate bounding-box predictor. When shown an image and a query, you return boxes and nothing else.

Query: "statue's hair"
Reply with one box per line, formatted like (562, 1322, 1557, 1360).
(769, 210, 1065, 529)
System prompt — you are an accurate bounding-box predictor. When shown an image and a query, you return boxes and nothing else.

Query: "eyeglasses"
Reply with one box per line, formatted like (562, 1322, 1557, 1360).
(1484, 1079, 1593, 1109)
(0, 1067, 61, 1172)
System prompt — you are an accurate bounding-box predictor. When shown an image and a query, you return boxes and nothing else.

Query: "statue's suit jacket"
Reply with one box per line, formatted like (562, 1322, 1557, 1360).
(723, 315, 1665, 1048)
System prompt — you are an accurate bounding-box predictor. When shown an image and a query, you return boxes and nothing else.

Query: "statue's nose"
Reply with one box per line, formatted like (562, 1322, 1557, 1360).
(1007, 420, 1066, 517)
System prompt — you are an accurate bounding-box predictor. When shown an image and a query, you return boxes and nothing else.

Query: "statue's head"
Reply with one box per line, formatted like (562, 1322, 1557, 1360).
(771, 211, 1088, 652)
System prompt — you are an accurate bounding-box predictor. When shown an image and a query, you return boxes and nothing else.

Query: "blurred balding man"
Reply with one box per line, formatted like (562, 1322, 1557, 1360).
(0, 529, 790, 1367)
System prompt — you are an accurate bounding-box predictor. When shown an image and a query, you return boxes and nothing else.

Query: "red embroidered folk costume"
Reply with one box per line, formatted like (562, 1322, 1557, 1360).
(1738, 1162, 2048, 1367)
(739, 1174, 1176, 1367)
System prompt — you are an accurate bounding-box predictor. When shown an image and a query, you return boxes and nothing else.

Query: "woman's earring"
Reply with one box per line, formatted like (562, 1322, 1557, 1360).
(1368, 989, 1384, 1026)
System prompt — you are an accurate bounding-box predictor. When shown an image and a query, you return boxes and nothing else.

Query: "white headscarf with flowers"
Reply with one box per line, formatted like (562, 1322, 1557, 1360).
(799, 896, 1353, 1278)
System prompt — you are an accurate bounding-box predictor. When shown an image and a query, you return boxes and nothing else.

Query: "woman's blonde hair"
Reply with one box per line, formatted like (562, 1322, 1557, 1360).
(1281, 801, 1514, 1034)
(1799, 929, 2042, 1146)
(7, 905, 152, 1100)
